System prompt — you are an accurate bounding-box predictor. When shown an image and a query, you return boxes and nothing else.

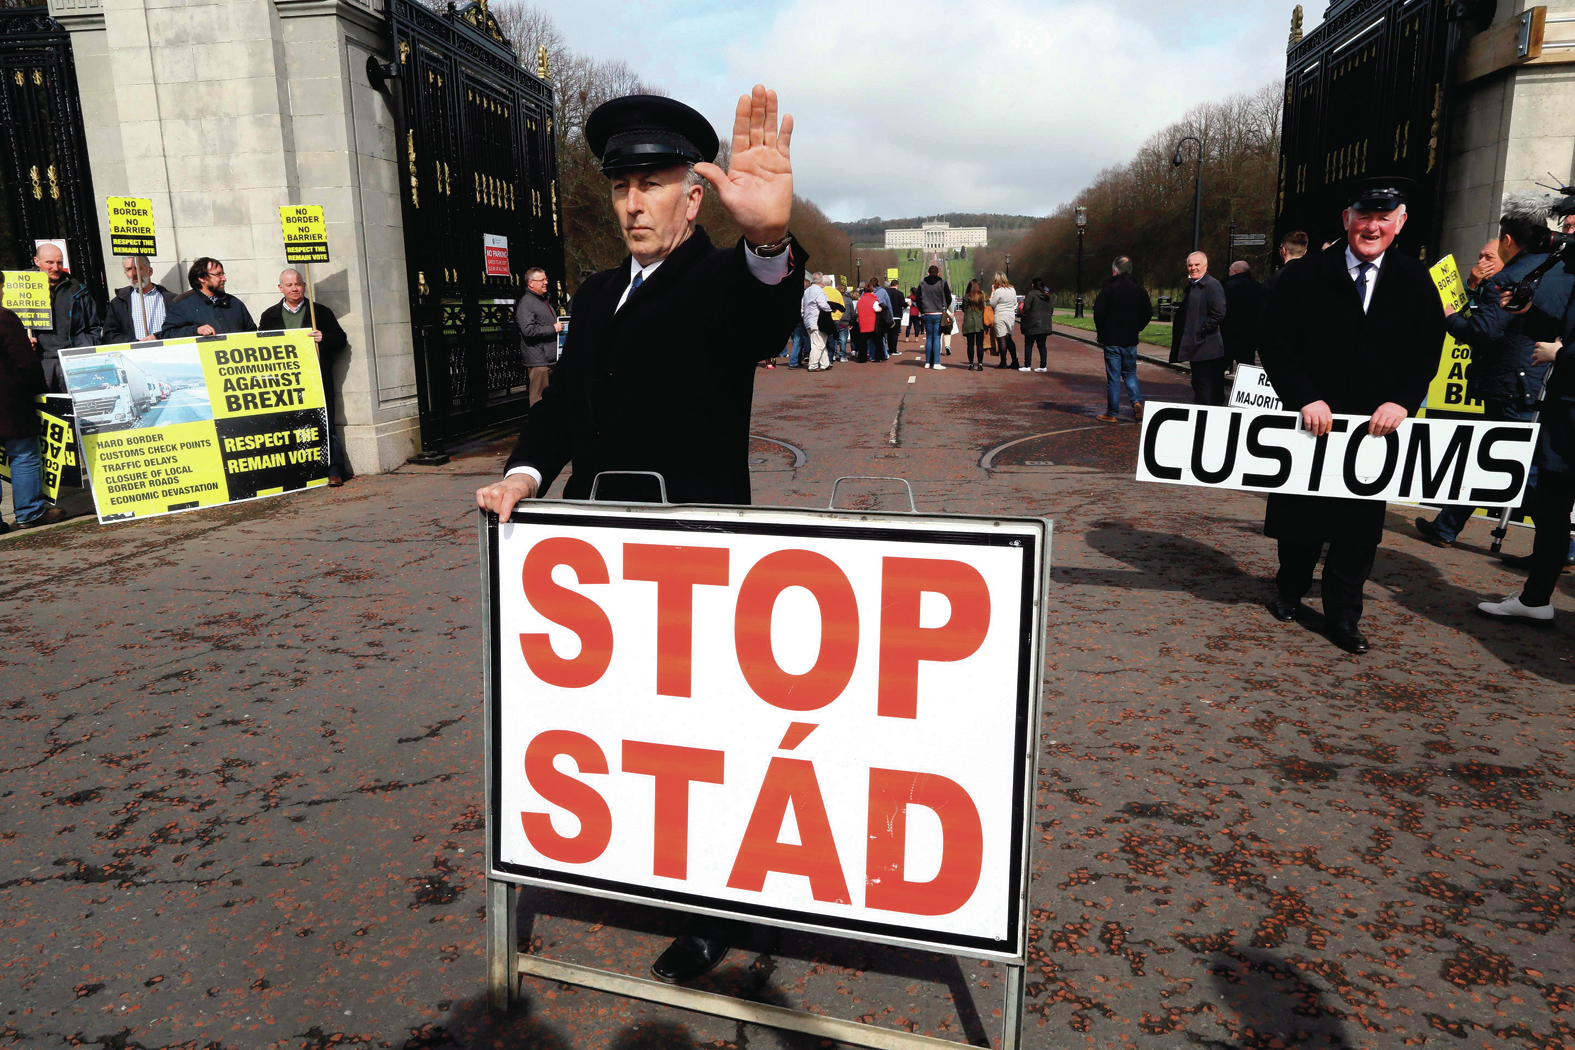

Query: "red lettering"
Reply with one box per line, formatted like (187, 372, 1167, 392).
(521, 730, 612, 864)
(864, 768, 983, 915)
(519, 537, 613, 688)
(727, 757, 849, 903)
(621, 740, 725, 879)
(623, 544, 729, 697)
(877, 558, 991, 718)
(734, 550, 859, 711)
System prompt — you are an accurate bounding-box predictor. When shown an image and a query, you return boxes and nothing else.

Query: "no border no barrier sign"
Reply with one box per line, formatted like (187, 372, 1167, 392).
(484, 502, 1050, 960)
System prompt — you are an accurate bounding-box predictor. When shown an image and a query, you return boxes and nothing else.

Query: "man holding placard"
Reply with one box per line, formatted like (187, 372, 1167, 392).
(103, 257, 176, 344)
(30, 242, 101, 392)
(1257, 177, 1444, 654)
(259, 268, 348, 485)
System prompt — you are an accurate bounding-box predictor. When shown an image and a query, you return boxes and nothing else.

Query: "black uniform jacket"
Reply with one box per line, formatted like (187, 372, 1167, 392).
(504, 226, 805, 505)
(1258, 242, 1443, 544)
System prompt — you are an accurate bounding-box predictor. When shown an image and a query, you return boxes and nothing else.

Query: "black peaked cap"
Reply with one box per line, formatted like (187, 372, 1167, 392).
(1347, 176, 1417, 212)
(585, 94, 720, 175)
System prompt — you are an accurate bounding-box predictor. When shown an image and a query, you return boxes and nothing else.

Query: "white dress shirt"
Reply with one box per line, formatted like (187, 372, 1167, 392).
(507, 240, 795, 488)
(1344, 245, 1385, 314)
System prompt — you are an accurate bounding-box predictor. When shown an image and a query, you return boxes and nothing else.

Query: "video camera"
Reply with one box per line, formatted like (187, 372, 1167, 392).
(1501, 185, 1575, 313)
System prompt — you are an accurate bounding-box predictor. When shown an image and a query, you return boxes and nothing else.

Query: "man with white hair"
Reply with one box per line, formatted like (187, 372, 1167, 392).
(801, 270, 831, 371)
(1171, 251, 1227, 404)
(1258, 177, 1443, 654)
(258, 268, 349, 485)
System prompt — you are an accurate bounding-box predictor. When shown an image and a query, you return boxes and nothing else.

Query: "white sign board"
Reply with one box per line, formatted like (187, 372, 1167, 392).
(485, 503, 1050, 960)
(1136, 403, 1537, 505)
(1229, 364, 1282, 412)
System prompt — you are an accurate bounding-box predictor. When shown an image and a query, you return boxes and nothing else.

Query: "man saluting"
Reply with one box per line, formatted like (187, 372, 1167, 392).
(477, 86, 803, 516)
(1258, 178, 1443, 654)
(475, 87, 805, 982)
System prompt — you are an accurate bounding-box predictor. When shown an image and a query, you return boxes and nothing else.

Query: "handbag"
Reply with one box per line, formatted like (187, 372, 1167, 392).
(982, 303, 995, 328)
(941, 311, 953, 335)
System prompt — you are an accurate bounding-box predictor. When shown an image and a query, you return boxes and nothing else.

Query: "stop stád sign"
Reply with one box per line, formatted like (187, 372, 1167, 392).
(483, 501, 1050, 959)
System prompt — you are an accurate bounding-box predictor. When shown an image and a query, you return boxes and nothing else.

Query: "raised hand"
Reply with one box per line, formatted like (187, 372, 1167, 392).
(694, 85, 793, 246)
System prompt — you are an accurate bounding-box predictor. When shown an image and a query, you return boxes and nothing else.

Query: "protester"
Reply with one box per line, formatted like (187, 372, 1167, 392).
(1465, 238, 1503, 294)
(30, 241, 101, 392)
(0, 271, 60, 530)
(1258, 177, 1444, 654)
(906, 286, 922, 338)
(822, 275, 848, 361)
(959, 279, 987, 371)
(474, 88, 803, 985)
(102, 256, 177, 344)
(1418, 193, 1573, 557)
(1171, 252, 1227, 404)
(855, 279, 884, 362)
(883, 279, 905, 360)
(801, 270, 832, 372)
(258, 268, 351, 486)
(917, 264, 952, 369)
(159, 258, 256, 337)
(513, 267, 562, 407)
(1018, 277, 1054, 372)
(987, 273, 1017, 370)
(1092, 255, 1152, 422)
(789, 277, 811, 368)
(1220, 260, 1265, 369)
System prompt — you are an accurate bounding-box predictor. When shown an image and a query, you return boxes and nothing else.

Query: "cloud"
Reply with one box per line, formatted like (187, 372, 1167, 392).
(547, 0, 1299, 220)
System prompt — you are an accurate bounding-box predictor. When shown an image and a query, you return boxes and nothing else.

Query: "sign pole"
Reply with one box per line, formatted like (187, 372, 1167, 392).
(306, 261, 317, 334)
(135, 259, 148, 340)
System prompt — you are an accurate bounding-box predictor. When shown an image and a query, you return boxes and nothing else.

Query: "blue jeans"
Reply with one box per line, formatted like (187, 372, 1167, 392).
(923, 315, 942, 365)
(2, 435, 45, 523)
(790, 325, 808, 367)
(1104, 345, 1141, 415)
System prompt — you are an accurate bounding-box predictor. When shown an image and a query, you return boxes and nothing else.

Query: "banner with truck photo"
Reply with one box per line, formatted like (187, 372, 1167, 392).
(59, 331, 329, 523)
(1136, 402, 1537, 507)
(0, 394, 81, 505)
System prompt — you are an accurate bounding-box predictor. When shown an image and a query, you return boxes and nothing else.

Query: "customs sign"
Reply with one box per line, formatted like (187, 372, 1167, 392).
(105, 196, 157, 256)
(485, 503, 1050, 959)
(60, 332, 330, 523)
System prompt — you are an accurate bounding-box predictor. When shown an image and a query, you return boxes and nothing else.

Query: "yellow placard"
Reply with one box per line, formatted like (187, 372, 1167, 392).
(2, 270, 51, 329)
(58, 332, 329, 523)
(279, 204, 330, 264)
(886, 268, 900, 280)
(1421, 256, 1483, 417)
(105, 196, 157, 256)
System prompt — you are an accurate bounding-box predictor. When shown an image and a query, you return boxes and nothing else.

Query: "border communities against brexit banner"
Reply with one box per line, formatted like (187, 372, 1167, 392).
(59, 331, 329, 523)
(1136, 402, 1537, 507)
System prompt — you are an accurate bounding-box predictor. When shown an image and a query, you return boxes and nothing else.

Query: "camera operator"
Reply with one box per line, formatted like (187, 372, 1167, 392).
(1476, 193, 1575, 622)
(1417, 194, 1574, 557)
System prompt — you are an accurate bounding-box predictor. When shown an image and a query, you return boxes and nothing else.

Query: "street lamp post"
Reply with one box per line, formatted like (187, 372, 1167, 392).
(1171, 135, 1204, 254)
(856, 258, 862, 287)
(1074, 205, 1087, 318)
(1005, 252, 1011, 282)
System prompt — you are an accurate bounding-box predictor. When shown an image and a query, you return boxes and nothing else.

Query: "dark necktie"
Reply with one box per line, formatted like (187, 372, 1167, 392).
(631, 270, 644, 293)
(1355, 262, 1373, 312)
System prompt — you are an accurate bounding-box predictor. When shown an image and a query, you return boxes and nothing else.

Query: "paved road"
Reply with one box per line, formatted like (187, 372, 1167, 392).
(1, 332, 1570, 1050)
(140, 387, 216, 427)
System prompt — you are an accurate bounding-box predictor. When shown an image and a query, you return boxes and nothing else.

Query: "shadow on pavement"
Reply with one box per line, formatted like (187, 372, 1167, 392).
(1193, 948, 1354, 1048)
(1063, 520, 1266, 606)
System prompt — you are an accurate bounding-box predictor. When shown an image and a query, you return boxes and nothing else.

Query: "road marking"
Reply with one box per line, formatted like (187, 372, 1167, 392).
(979, 425, 1110, 470)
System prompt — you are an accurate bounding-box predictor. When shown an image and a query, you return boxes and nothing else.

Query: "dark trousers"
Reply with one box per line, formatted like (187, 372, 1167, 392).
(1275, 540, 1378, 624)
(886, 325, 900, 357)
(994, 332, 1018, 368)
(1025, 333, 1048, 369)
(964, 331, 984, 364)
(1521, 470, 1575, 606)
(1191, 357, 1228, 405)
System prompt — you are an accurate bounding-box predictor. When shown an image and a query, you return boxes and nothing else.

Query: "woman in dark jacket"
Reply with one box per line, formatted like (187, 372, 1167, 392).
(0, 275, 53, 529)
(1018, 278, 1055, 372)
(959, 280, 987, 371)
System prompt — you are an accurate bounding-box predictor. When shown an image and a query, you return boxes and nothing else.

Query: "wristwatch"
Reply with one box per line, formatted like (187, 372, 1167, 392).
(748, 235, 791, 258)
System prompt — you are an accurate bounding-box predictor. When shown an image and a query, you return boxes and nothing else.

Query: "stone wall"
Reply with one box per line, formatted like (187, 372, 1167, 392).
(1440, 0, 1575, 266)
(49, 0, 419, 473)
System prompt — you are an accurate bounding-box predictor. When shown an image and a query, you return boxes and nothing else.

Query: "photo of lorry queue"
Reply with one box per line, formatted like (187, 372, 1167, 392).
(60, 347, 210, 434)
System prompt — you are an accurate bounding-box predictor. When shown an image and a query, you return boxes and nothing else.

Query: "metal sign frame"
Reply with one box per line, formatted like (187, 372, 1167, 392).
(479, 499, 1052, 1050)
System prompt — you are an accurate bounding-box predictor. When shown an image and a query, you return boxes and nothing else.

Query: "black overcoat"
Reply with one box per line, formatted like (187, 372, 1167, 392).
(0, 307, 45, 438)
(1257, 243, 1444, 544)
(504, 226, 805, 505)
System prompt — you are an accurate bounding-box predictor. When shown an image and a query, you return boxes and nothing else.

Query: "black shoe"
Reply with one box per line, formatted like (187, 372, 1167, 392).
(651, 936, 728, 984)
(17, 507, 66, 529)
(1414, 516, 1454, 548)
(1328, 621, 1370, 654)
(1268, 598, 1300, 622)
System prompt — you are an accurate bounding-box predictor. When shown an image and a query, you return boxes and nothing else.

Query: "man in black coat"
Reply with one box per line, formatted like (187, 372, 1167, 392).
(1258, 179, 1444, 654)
(1220, 261, 1265, 368)
(257, 268, 350, 484)
(159, 257, 256, 338)
(1171, 252, 1228, 404)
(102, 256, 178, 343)
(475, 87, 804, 986)
(1092, 256, 1152, 421)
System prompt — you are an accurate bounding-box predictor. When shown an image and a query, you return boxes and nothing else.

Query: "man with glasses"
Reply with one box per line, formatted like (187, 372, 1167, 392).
(159, 257, 256, 338)
(515, 267, 562, 406)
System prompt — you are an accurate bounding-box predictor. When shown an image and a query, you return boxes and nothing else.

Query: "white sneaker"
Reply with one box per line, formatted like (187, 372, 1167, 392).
(924, 362, 932, 369)
(1034, 367, 1048, 373)
(1018, 367, 1031, 372)
(1476, 594, 1554, 622)
(933, 364, 946, 370)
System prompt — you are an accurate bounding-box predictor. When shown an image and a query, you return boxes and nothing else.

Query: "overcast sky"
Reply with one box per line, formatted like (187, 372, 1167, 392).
(546, 0, 1308, 222)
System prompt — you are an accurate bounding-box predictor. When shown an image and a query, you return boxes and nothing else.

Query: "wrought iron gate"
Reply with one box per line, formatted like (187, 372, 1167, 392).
(1275, 0, 1475, 262)
(383, 0, 564, 455)
(0, 0, 103, 299)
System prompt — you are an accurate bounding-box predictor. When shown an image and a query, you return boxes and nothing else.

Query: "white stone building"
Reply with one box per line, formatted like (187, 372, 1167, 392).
(883, 221, 988, 252)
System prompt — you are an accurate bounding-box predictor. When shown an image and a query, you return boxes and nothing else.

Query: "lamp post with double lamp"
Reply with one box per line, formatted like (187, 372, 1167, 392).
(856, 257, 862, 288)
(1171, 135, 1204, 253)
(1074, 205, 1088, 318)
